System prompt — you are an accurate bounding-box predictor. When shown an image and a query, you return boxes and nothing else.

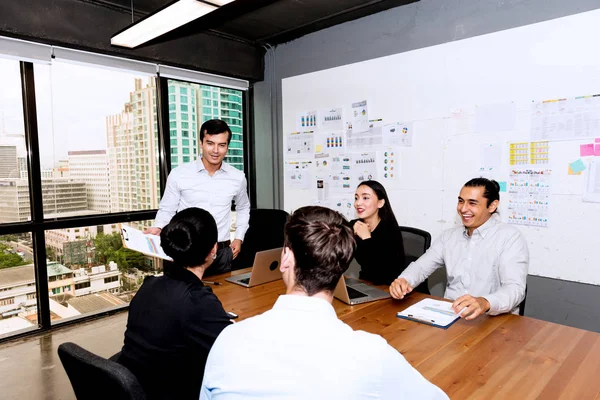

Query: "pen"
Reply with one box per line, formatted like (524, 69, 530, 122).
(202, 281, 222, 286)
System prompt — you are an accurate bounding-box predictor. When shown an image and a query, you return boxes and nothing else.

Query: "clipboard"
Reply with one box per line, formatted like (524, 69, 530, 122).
(397, 298, 460, 329)
(120, 223, 173, 261)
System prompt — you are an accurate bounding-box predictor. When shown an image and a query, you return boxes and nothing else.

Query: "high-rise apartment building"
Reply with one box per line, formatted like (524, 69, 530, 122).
(68, 150, 111, 213)
(197, 86, 244, 170)
(0, 145, 18, 178)
(168, 81, 198, 169)
(106, 78, 160, 220)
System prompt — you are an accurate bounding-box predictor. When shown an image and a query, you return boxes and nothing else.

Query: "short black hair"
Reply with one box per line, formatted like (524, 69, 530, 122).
(284, 206, 356, 296)
(160, 207, 217, 267)
(199, 119, 232, 144)
(464, 177, 500, 211)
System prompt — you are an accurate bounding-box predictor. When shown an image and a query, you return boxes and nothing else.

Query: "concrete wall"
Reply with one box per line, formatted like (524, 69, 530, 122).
(252, 0, 600, 332)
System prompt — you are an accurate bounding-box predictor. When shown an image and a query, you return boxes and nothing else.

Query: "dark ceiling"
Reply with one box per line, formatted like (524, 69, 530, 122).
(101, 0, 418, 47)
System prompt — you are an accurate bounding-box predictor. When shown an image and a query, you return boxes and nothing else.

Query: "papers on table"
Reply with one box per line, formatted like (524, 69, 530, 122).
(120, 223, 173, 261)
(397, 298, 460, 329)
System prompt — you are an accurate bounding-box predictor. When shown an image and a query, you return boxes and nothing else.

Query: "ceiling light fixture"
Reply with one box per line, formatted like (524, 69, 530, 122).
(111, 0, 235, 49)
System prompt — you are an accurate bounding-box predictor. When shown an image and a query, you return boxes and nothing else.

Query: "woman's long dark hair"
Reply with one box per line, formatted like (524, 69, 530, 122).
(356, 180, 398, 226)
(160, 207, 217, 267)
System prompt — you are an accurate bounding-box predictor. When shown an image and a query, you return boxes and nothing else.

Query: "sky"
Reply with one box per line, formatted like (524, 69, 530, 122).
(0, 57, 152, 169)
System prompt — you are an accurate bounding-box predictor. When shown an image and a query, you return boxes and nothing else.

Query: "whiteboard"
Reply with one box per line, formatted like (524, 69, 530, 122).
(282, 9, 600, 285)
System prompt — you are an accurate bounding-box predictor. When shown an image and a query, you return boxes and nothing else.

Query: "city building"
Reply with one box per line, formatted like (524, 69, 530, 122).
(168, 81, 198, 169)
(106, 78, 160, 228)
(0, 145, 18, 178)
(68, 150, 111, 213)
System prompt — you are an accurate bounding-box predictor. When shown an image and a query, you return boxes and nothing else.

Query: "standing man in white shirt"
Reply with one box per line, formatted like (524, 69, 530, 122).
(200, 206, 448, 400)
(146, 119, 250, 275)
(390, 178, 528, 320)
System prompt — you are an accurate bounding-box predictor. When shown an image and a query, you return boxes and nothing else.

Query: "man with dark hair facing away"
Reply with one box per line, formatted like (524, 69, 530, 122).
(200, 206, 448, 400)
(390, 178, 529, 320)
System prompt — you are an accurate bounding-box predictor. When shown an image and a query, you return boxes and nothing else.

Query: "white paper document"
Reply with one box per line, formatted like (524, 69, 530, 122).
(583, 159, 600, 203)
(397, 298, 460, 329)
(120, 224, 172, 261)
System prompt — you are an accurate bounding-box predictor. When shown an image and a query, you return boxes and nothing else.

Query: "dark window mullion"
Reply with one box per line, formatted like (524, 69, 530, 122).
(20, 61, 50, 329)
(243, 87, 256, 206)
(156, 75, 171, 197)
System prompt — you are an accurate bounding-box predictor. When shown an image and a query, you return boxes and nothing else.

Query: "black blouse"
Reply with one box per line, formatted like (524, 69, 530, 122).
(119, 266, 231, 400)
(350, 219, 406, 285)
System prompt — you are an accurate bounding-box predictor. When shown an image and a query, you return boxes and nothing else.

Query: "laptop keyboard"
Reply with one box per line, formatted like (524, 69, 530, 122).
(239, 278, 250, 285)
(346, 285, 368, 299)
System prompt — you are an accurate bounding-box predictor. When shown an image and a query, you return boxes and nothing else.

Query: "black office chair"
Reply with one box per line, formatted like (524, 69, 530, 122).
(519, 285, 528, 316)
(232, 208, 290, 271)
(398, 226, 432, 294)
(58, 342, 146, 400)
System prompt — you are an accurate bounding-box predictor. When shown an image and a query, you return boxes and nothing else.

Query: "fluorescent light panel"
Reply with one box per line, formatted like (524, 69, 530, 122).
(111, 0, 218, 48)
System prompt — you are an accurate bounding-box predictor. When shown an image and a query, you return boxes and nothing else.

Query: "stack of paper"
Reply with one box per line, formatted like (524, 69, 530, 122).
(397, 298, 460, 329)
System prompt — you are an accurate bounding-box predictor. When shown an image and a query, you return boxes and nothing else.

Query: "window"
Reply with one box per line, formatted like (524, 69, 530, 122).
(0, 298, 15, 306)
(35, 62, 161, 217)
(182, 122, 189, 129)
(104, 275, 119, 284)
(0, 58, 31, 223)
(169, 94, 175, 102)
(75, 282, 90, 290)
(182, 130, 189, 137)
(182, 148, 190, 155)
(171, 139, 177, 146)
(180, 95, 188, 103)
(181, 104, 188, 112)
(183, 156, 190, 163)
(181, 113, 188, 121)
(182, 139, 189, 146)
(180, 87, 187, 95)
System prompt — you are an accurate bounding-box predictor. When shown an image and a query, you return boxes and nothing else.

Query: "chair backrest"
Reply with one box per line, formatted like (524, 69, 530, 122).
(398, 225, 432, 265)
(232, 208, 290, 270)
(519, 285, 528, 316)
(58, 342, 146, 400)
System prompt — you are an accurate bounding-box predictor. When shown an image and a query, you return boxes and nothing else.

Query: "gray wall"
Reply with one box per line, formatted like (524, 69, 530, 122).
(252, 0, 600, 332)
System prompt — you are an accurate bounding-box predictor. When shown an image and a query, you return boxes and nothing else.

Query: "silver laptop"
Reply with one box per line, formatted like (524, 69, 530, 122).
(333, 275, 391, 305)
(225, 248, 283, 287)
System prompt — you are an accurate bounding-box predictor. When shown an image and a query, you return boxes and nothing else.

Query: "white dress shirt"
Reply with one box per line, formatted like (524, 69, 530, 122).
(154, 158, 250, 242)
(400, 216, 528, 315)
(200, 295, 448, 400)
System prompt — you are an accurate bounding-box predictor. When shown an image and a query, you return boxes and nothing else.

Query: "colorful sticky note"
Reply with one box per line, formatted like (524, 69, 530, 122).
(315, 144, 323, 153)
(596, 138, 600, 143)
(580, 143, 594, 156)
(568, 165, 581, 175)
(596, 144, 600, 156)
(498, 181, 507, 192)
(569, 159, 586, 174)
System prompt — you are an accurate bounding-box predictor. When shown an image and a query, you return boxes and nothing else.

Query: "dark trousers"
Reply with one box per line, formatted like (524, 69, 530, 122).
(204, 246, 232, 277)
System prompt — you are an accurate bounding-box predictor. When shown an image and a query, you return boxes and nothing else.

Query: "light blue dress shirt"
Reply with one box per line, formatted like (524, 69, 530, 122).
(154, 158, 250, 242)
(200, 295, 448, 400)
(400, 216, 529, 315)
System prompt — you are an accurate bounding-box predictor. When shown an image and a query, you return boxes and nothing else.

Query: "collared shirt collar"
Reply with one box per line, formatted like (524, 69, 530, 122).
(272, 294, 337, 318)
(196, 157, 228, 174)
(463, 214, 498, 239)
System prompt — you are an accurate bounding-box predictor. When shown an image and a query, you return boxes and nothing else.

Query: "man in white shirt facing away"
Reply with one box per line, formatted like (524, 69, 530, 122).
(200, 206, 448, 400)
(390, 178, 529, 320)
(146, 119, 250, 275)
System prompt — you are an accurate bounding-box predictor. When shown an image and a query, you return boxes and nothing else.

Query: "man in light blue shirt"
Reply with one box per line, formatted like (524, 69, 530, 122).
(200, 206, 448, 400)
(147, 119, 250, 275)
(390, 178, 528, 319)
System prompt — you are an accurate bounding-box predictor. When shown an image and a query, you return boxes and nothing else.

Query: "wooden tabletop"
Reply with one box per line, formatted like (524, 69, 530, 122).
(210, 269, 600, 399)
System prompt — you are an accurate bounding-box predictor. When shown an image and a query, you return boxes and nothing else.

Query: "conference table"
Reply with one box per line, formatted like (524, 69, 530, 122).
(210, 268, 600, 399)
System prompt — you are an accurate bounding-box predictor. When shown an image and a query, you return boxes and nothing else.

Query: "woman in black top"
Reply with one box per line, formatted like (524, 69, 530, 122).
(350, 180, 406, 285)
(119, 208, 232, 400)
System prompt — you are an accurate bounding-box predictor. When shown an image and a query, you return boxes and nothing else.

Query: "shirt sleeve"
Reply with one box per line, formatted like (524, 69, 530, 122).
(483, 231, 529, 315)
(399, 232, 446, 288)
(154, 171, 180, 229)
(233, 176, 251, 241)
(380, 346, 449, 400)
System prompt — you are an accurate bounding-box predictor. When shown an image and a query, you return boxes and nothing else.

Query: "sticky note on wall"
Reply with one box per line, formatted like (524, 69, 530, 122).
(580, 143, 594, 156)
(596, 144, 600, 156)
(569, 159, 586, 174)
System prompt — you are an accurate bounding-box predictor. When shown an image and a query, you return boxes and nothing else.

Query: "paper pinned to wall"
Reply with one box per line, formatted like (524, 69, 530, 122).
(531, 96, 600, 141)
(315, 131, 344, 154)
(350, 100, 369, 133)
(353, 151, 378, 184)
(383, 121, 413, 146)
(583, 159, 600, 203)
(319, 107, 344, 131)
(321, 197, 356, 221)
(474, 102, 517, 133)
(507, 168, 551, 227)
(478, 143, 502, 174)
(296, 110, 318, 131)
(380, 147, 399, 181)
(285, 160, 312, 189)
(346, 119, 383, 148)
(450, 107, 473, 136)
(285, 131, 314, 156)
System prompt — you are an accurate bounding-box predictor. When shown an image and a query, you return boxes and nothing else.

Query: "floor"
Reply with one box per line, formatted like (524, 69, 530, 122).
(0, 312, 128, 400)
